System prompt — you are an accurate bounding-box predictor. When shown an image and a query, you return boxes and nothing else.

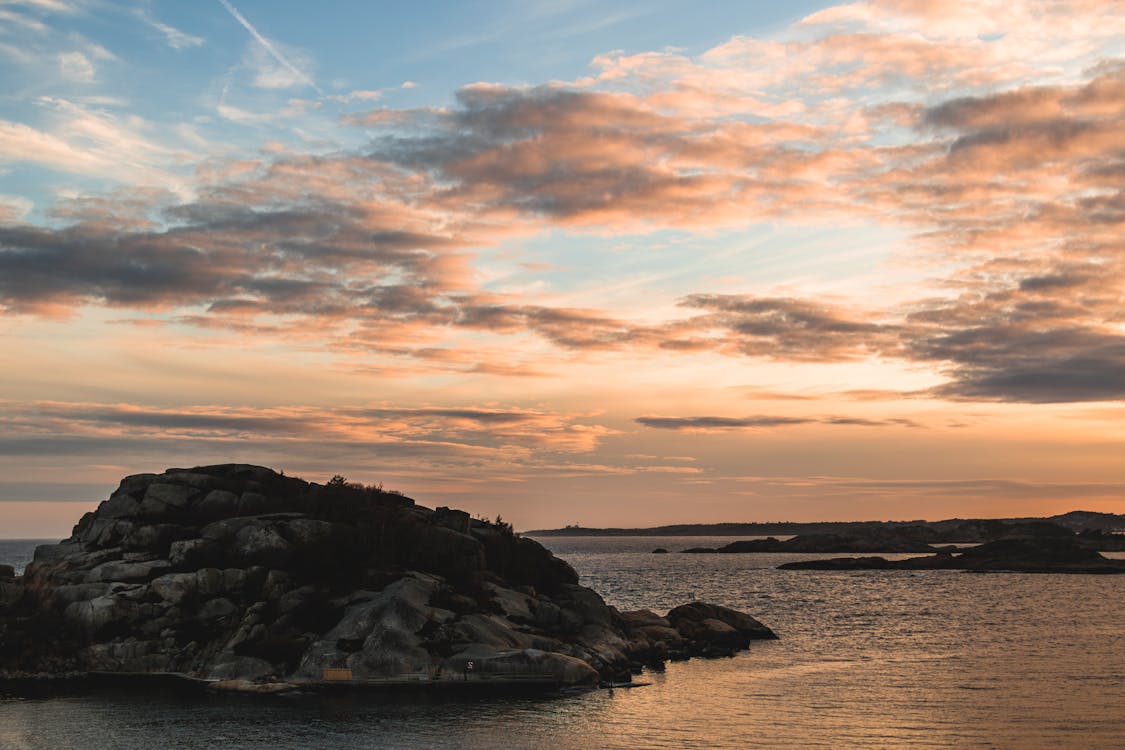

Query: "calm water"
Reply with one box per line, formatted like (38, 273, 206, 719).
(0, 540, 50, 577)
(2, 535, 1124, 749)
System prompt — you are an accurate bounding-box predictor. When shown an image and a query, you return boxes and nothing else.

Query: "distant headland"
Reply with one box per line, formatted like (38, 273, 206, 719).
(526, 510, 1125, 538)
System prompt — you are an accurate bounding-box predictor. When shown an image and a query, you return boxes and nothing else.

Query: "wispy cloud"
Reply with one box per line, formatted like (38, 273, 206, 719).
(0, 194, 33, 223)
(56, 50, 95, 82)
(636, 415, 919, 431)
(0, 7, 49, 32)
(0, 98, 189, 189)
(0, 400, 620, 480)
(136, 10, 204, 50)
(216, 0, 321, 93)
(727, 474, 1125, 502)
(1, 0, 84, 14)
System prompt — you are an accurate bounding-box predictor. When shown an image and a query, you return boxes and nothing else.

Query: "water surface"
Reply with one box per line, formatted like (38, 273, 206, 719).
(2, 536, 1123, 748)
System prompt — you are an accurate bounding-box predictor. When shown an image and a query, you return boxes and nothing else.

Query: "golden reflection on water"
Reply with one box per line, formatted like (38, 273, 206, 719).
(542, 537, 1125, 749)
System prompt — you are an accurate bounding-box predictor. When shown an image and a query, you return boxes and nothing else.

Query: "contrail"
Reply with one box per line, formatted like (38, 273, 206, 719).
(216, 0, 322, 93)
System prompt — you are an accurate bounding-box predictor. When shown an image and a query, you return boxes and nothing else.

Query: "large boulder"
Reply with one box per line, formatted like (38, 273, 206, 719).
(63, 588, 143, 637)
(295, 574, 447, 682)
(666, 602, 778, 652)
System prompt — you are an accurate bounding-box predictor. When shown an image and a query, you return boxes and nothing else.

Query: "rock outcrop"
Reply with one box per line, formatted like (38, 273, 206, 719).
(0, 465, 776, 691)
(777, 537, 1125, 573)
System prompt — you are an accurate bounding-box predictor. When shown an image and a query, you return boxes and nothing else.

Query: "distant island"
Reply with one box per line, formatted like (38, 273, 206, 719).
(531, 512, 1125, 566)
(526, 510, 1125, 538)
(0, 465, 776, 694)
(778, 537, 1125, 574)
(677, 521, 1125, 554)
(531, 512, 1125, 572)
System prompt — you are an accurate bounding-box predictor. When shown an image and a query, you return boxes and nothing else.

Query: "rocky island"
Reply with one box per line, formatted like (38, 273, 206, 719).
(679, 519, 1125, 556)
(681, 527, 938, 554)
(777, 537, 1125, 574)
(0, 465, 776, 693)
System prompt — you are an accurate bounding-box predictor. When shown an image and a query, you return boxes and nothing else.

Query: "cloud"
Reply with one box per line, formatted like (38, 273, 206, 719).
(637, 416, 812, 430)
(725, 474, 1125, 504)
(0, 400, 626, 496)
(217, 0, 320, 92)
(1, 0, 83, 14)
(3, 2, 1125, 404)
(0, 194, 33, 223)
(679, 295, 894, 361)
(0, 147, 480, 318)
(57, 50, 95, 82)
(358, 407, 552, 425)
(359, 84, 866, 231)
(0, 400, 617, 456)
(0, 118, 114, 174)
(0, 7, 49, 33)
(6, 59, 1124, 401)
(0, 481, 111, 502)
(733, 388, 820, 401)
(0, 99, 190, 190)
(879, 66, 1125, 401)
(635, 415, 918, 431)
(137, 11, 204, 50)
(241, 40, 316, 90)
(915, 324, 1125, 403)
(326, 89, 382, 103)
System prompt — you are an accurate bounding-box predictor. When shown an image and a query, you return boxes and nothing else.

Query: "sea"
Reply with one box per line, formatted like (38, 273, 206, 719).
(2, 535, 1124, 749)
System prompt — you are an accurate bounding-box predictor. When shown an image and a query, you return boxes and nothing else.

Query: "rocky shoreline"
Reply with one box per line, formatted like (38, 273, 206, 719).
(0, 465, 776, 694)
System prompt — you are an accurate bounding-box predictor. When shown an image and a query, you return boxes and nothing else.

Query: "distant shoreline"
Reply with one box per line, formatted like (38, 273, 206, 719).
(524, 510, 1125, 536)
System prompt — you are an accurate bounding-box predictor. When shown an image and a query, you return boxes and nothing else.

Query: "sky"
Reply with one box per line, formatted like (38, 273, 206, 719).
(1, 0, 1124, 537)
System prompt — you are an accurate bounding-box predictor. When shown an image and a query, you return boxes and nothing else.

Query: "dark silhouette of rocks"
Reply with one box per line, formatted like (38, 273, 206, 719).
(1076, 528, 1125, 551)
(0, 465, 776, 692)
(665, 602, 778, 656)
(651, 548, 669, 554)
(778, 537, 1125, 574)
(682, 528, 938, 554)
(677, 518, 1125, 555)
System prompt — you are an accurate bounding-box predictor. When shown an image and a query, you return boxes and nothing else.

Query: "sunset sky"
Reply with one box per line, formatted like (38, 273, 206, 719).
(2, 0, 1124, 537)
